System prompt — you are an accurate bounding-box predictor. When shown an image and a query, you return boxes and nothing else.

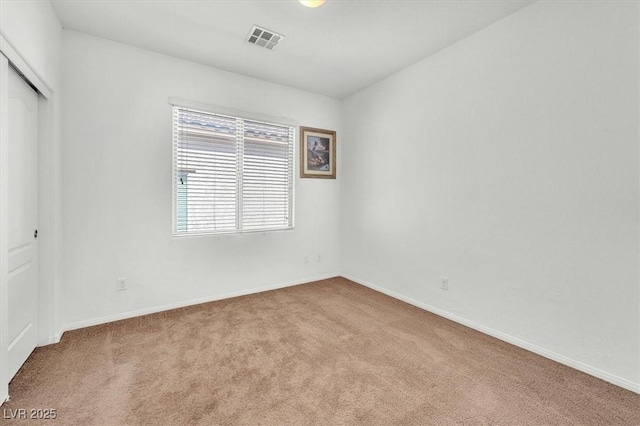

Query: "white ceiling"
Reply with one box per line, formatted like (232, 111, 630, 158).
(51, 0, 534, 99)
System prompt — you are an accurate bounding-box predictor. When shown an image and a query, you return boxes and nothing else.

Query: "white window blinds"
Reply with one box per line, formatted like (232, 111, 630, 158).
(173, 106, 294, 235)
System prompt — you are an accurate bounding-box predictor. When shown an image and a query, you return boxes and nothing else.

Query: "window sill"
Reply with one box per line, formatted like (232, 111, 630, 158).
(172, 226, 295, 239)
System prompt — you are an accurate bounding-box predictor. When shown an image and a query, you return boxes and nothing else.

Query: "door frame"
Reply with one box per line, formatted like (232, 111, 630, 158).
(0, 35, 59, 403)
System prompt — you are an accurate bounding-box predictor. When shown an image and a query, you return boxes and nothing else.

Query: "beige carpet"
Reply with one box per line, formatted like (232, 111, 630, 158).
(4, 277, 640, 425)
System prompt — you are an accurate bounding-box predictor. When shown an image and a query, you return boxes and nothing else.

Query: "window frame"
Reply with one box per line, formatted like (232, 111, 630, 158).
(170, 98, 296, 237)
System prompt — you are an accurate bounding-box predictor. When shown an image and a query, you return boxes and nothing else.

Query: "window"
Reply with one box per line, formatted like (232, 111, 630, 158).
(172, 106, 295, 235)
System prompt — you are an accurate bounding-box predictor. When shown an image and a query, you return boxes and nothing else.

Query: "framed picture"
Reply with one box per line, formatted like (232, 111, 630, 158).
(300, 126, 336, 179)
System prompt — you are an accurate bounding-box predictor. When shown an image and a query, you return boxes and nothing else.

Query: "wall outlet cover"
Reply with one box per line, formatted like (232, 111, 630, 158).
(440, 277, 449, 290)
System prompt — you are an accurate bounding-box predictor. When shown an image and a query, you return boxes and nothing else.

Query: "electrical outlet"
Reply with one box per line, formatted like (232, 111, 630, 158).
(440, 276, 449, 290)
(117, 278, 127, 291)
(317, 254, 322, 263)
(304, 255, 310, 264)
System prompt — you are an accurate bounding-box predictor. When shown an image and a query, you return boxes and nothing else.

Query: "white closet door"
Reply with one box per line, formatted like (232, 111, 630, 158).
(7, 65, 38, 381)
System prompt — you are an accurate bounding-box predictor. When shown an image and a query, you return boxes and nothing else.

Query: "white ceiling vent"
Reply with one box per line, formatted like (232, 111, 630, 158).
(247, 25, 284, 50)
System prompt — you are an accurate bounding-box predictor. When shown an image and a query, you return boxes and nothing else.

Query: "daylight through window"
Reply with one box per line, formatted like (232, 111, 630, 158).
(173, 106, 294, 235)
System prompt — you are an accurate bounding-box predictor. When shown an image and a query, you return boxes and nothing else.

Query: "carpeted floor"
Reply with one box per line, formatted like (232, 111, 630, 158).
(4, 277, 640, 425)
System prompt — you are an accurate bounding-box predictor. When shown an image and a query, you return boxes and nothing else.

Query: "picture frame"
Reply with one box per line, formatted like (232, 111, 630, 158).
(300, 126, 336, 179)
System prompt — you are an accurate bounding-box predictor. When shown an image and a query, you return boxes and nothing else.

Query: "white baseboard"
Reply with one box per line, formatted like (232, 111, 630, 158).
(37, 331, 63, 347)
(41, 332, 62, 346)
(58, 273, 339, 336)
(342, 274, 640, 395)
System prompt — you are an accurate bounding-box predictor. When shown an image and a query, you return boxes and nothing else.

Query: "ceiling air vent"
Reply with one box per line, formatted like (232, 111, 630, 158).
(247, 25, 284, 50)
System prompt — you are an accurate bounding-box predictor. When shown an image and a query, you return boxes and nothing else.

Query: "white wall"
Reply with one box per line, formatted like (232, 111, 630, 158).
(0, 0, 63, 402)
(61, 30, 341, 328)
(341, 0, 640, 390)
(0, 0, 61, 90)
